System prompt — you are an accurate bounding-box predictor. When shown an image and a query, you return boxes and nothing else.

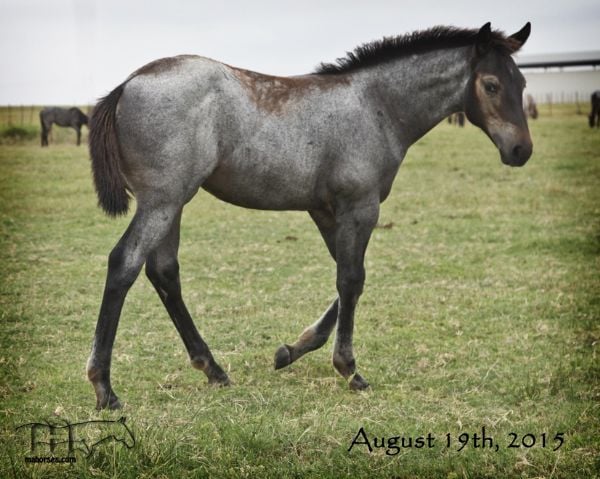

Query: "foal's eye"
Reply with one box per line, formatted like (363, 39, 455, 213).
(484, 82, 499, 94)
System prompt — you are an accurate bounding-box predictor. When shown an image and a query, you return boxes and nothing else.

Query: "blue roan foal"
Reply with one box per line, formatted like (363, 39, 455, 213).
(87, 22, 532, 409)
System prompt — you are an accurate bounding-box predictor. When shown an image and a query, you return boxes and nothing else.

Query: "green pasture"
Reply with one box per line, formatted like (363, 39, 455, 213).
(0, 105, 598, 478)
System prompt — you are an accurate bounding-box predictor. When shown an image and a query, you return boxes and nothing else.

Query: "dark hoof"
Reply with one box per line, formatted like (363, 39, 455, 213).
(349, 373, 369, 391)
(96, 391, 122, 410)
(274, 344, 293, 370)
(207, 364, 231, 386)
(192, 358, 231, 386)
(208, 375, 231, 387)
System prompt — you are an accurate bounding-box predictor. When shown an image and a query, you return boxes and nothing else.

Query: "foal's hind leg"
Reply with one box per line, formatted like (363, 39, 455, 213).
(145, 209, 230, 386)
(87, 203, 181, 410)
(274, 209, 338, 369)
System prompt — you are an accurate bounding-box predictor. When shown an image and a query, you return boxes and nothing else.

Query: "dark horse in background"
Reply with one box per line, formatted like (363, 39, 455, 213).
(589, 91, 600, 127)
(524, 94, 538, 119)
(87, 22, 532, 409)
(40, 107, 88, 146)
(448, 112, 466, 126)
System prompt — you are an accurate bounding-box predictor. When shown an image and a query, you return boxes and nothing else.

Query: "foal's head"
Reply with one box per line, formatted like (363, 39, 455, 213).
(465, 23, 532, 167)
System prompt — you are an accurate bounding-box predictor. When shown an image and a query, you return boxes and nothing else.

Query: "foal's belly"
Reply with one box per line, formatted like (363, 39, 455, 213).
(201, 152, 323, 211)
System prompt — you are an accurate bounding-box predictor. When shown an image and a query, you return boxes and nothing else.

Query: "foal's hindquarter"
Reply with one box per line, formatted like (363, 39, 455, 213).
(88, 27, 529, 409)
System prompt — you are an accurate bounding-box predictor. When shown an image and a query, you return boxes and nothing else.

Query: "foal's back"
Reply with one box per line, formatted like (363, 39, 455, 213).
(115, 55, 384, 211)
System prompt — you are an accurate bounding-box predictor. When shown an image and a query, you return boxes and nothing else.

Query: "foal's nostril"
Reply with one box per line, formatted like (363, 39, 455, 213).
(513, 145, 523, 159)
(512, 143, 532, 163)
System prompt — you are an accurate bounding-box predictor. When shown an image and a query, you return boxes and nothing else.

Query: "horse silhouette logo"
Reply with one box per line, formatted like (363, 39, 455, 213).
(16, 416, 135, 458)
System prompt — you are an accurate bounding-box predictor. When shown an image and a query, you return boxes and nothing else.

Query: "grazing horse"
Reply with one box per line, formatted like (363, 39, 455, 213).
(589, 91, 600, 127)
(87, 22, 532, 409)
(40, 107, 88, 146)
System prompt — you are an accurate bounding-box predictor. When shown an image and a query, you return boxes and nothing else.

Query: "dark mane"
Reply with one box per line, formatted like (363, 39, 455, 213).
(315, 25, 519, 75)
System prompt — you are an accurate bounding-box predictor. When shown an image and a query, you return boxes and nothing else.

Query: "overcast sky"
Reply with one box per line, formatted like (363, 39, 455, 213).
(1, 0, 599, 105)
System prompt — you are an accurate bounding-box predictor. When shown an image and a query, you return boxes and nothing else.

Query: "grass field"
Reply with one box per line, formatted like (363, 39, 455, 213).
(1, 104, 598, 478)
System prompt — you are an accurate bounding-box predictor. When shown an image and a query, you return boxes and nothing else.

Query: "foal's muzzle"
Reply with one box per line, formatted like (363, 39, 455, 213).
(500, 141, 533, 167)
(491, 125, 533, 167)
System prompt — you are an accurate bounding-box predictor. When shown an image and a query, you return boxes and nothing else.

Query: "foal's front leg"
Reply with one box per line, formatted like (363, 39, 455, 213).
(274, 299, 338, 369)
(274, 209, 338, 369)
(332, 199, 379, 390)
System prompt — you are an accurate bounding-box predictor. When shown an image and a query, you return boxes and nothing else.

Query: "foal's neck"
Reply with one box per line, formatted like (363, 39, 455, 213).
(359, 47, 472, 147)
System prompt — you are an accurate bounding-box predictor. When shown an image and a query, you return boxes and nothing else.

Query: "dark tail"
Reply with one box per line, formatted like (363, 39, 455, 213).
(89, 83, 130, 217)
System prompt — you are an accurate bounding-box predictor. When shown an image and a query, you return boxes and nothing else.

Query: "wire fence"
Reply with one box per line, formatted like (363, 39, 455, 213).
(0, 96, 593, 132)
(527, 92, 592, 115)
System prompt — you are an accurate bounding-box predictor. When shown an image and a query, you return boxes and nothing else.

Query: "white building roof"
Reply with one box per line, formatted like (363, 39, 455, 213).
(516, 51, 600, 69)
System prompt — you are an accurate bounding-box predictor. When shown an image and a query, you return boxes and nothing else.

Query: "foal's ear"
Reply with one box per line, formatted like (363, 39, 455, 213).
(475, 22, 492, 55)
(508, 22, 531, 51)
